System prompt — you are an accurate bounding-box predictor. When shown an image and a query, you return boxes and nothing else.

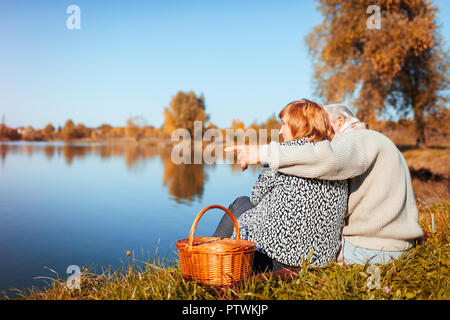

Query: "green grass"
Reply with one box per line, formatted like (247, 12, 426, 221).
(5, 201, 449, 300)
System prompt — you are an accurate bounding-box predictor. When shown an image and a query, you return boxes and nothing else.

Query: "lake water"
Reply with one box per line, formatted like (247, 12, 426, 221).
(0, 141, 260, 295)
(1, 141, 446, 297)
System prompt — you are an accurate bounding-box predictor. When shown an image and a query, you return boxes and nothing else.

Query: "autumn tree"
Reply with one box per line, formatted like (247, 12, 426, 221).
(75, 124, 91, 138)
(60, 120, 91, 140)
(98, 124, 113, 137)
(112, 127, 125, 137)
(143, 125, 161, 138)
(206, 122, 218, 130)
(125, 119, 140, 141)
(263, 113, 282, 131)
(307, 0, 449, 146)
(162, 91, 209, 137)
(61, 120, 77, 140)
(0, 124, 6, 139)
(0, 125, 20, 141)
(42, 124, 55, 140)
(125, 115, 147, 141)
(231, 119, 245, 130)
(22, 126, 43, 141)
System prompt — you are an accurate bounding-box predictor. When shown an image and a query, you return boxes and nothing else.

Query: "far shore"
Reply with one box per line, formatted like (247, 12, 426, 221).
(0, 136, 175, 145)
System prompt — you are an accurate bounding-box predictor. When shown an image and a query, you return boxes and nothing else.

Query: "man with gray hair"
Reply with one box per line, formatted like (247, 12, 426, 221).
(227, 103, 423, 265)
(324, 104, 368, 132)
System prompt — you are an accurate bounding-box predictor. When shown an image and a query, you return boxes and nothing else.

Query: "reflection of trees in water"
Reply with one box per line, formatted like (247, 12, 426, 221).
(124, 145, 160, 169)
(24, 145, 33, 157)
(96, 144, 129, 159)
(2, 143, 210, 204)
(3, 142, 448, 203)
(0, 143, 163, 167)
(43, 146, 55, 159)
(63, 145, 90, 165)
(58, 144, 164, 168)
(160, 149, 206, 204)
(1, 142, 206, 204)
(0, 144, 11, 165)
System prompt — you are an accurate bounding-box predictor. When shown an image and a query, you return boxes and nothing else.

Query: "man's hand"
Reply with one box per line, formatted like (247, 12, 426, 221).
(225, 145, 261, 171)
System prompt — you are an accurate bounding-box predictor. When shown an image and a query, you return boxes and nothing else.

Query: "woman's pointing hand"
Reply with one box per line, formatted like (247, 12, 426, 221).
(225, 145, 261, 171)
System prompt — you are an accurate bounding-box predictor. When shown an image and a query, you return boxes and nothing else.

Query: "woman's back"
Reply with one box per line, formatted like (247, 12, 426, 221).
(235, 138, 348, 266)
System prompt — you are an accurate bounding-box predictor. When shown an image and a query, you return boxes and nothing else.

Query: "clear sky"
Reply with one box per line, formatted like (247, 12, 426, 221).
(1, 0, 449, 129)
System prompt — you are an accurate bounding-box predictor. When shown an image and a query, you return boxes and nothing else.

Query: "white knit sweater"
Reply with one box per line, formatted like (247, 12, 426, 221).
(259, 129, 423, 251)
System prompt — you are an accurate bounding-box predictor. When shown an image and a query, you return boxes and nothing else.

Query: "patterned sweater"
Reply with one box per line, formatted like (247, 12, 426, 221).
(233, 138, 348, 266)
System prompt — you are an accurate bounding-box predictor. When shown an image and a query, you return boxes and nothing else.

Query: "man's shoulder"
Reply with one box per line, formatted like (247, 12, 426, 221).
(338, 130, 403, 165)
(337, 129, 395, 145)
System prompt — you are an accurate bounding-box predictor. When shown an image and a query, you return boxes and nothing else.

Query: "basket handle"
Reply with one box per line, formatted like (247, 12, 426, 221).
(188, 205, 240, 250)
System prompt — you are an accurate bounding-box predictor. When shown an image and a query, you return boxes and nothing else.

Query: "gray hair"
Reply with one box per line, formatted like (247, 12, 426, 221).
(324, 104, 354, 122)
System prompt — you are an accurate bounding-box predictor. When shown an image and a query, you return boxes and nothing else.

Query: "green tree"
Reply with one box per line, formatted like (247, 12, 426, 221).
(306, 0, 449, 146)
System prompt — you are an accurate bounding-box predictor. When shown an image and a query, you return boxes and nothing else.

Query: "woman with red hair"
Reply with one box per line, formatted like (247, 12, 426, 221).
(213, 99, 348, 271)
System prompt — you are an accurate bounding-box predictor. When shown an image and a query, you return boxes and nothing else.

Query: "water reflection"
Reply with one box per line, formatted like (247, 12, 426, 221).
(43, 145, 55, 159)
(1, 143, 212, 204)
(161, 150, 206, 204)
(0, 141, 265, 296)
(1, 142, 166, 166)
(2, 142, 445, 203)
(0, 141, 447, 296)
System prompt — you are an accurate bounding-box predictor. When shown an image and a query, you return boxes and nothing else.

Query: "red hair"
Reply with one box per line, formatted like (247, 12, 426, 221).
(279, 99, 334, 142)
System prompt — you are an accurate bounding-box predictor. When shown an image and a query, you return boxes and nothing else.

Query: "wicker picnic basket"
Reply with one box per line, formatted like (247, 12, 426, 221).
(176, 205, 256, 286)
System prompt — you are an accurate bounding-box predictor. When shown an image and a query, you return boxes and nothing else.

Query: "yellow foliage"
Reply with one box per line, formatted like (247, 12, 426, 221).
(307, 0, 449, 146)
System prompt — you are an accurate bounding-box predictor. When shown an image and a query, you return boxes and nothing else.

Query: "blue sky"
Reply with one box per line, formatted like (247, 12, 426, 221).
(1, 0, 449, 129)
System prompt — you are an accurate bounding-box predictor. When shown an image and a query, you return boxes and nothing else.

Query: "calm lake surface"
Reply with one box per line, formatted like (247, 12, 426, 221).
(0, 141, 260, 295)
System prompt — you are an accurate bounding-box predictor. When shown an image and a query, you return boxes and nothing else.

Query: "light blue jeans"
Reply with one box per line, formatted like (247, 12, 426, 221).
(343, 240, 407, 265)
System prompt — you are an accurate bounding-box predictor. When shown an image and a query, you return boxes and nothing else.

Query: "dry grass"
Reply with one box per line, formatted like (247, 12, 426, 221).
(381, 129, 450, 202)
(6, 201, 448, 301)
(403, 148, 449, 178)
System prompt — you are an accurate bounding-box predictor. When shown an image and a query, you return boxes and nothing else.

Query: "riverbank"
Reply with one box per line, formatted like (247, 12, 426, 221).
(6, 200, 449, 300)
(43, 136, 175, 146)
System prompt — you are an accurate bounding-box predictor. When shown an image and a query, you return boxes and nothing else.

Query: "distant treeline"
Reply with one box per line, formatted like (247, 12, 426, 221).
(0, 119, 164, 142)
(1, 90, 448, 143)
(0, 117, 282, 143)
(0, 91, 282, 142)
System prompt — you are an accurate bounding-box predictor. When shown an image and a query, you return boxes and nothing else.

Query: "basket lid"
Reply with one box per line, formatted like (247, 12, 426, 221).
(176, 237, 256, 253)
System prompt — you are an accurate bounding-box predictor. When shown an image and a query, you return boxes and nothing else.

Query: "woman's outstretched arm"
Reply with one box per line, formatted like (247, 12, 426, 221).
(258, 131, 371, 180)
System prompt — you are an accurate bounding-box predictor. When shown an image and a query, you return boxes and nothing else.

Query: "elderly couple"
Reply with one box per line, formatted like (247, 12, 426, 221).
(212, 99, 423, 271)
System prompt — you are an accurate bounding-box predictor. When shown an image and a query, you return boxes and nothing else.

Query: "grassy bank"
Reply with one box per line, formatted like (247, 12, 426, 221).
(6, 201, 448, 300)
